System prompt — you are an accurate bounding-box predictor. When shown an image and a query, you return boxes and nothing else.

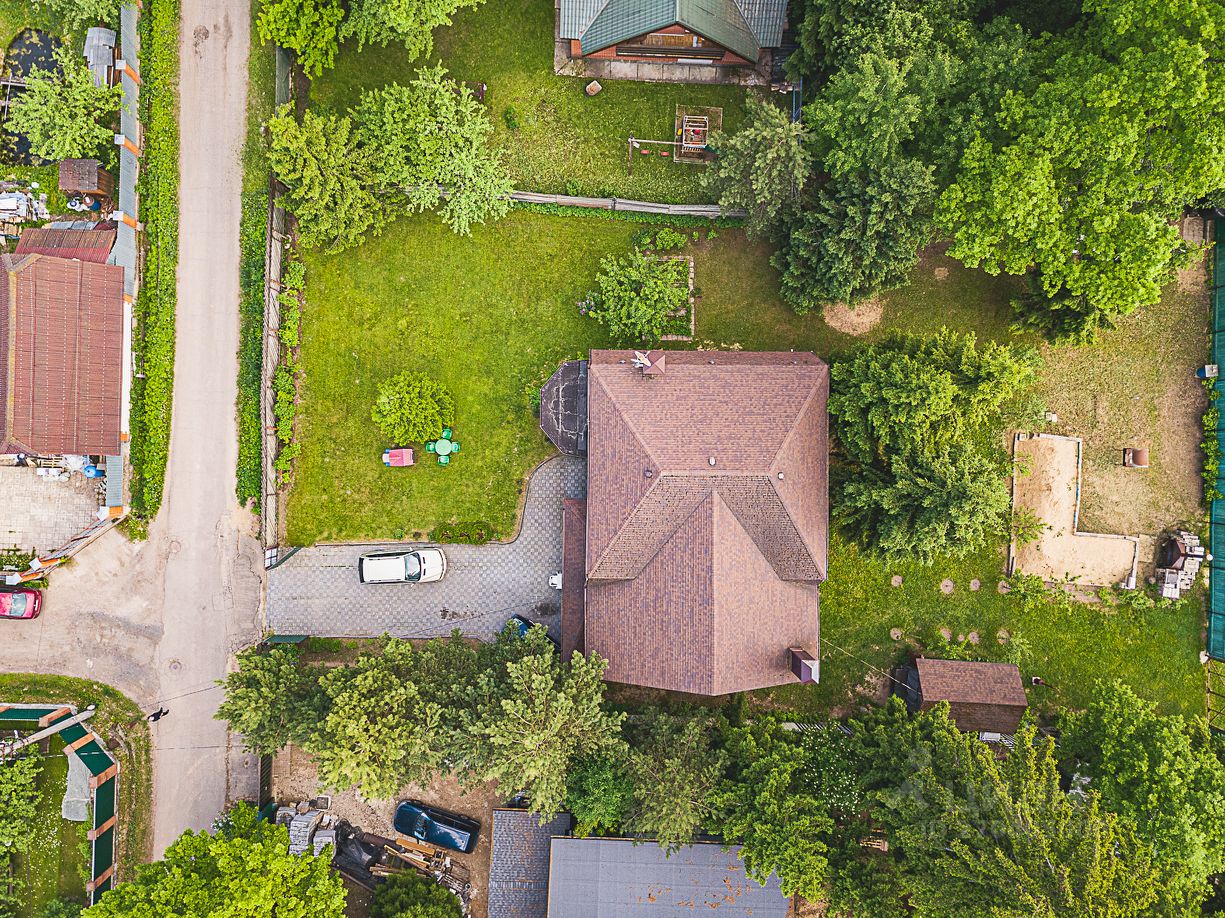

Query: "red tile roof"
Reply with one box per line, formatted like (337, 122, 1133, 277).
(582, 350, 828, 695)
(916, 658, 1029, 734)
(0, 252, 125, 455)
(16, 226, 117, 265)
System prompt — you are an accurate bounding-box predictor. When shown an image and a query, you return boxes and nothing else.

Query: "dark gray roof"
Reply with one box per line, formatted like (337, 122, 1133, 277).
(540, 360, 588, 457)
(559, 0, 787, 56)
(547, 838, 788, 917)
(489, 809, 571, 918)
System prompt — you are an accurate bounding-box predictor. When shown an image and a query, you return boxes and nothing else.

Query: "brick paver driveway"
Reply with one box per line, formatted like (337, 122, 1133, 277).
(267, 457, 586, 638)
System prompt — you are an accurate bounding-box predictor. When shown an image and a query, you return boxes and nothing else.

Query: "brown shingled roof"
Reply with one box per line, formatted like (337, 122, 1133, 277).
(583, 350, 828, 695)
(915, 658, 1029, 734)
(0, 252, 125, 455)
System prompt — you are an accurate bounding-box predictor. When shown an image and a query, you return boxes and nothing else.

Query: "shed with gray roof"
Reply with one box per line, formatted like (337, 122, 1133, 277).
(489, 809, 571, 918)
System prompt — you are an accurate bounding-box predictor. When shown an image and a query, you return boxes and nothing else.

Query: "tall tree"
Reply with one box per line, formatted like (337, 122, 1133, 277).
(369, 872, 462, 918)
(341, 0, 487, 59)
(256, 0, 344, 78)
(1059, 681, 1225, 913)
(713, 720, 834, 900)
(215, 645, 326, 755)
(462, 649, 624, 819)
(702, 97, 812, 239)
(625, 712, 726, 852)
(854, 703, 1162, 917)
(30, 0, 121, 34)
(564, 748, 634, 837)
(306, 639, 450, 800)
(84, 803, 346, 916)
(7, 46, 123, 162)
(354, 67, 511, 235)
(266, 106, 386, 252)
(936, 0, 1225, 341)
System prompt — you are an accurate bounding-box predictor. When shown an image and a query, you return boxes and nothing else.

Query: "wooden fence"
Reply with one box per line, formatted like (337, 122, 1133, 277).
(509, 190, 746, 219)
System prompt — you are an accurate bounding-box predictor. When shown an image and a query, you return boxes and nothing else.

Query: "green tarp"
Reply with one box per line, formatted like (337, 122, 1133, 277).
(1209, 217, 1225, 663)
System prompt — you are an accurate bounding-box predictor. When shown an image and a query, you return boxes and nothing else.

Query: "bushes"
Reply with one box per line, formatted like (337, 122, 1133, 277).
(0, 755, 42, 911)
(128, 0, 181, 518)
(1202, 385, 1221, 500)
(582, 248, 689, 344)
(273, 251, 306, 481)
(236, 192, 267, 508)
(371, 372, 455, 444)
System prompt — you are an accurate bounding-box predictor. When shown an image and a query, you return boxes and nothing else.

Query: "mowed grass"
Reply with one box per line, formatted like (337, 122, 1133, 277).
(308, 0, 750, 203)
(12, 736, 89, 917)
(289, 209, 1207, 716)
(287, 211, 626, 543)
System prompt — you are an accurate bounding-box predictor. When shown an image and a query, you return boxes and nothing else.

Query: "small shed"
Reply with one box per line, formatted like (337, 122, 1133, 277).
(59, 159, 115, 199)
(83, 28, 117, 88)
(540, 359, 588, 456)
(897, 658, 1028, 736)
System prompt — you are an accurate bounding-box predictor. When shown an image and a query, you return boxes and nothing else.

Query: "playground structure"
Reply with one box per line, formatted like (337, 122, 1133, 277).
(627, 105, 723, 171)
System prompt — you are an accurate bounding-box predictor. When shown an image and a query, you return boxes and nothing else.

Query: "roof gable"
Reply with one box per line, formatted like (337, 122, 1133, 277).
(577, 0, 762, 61)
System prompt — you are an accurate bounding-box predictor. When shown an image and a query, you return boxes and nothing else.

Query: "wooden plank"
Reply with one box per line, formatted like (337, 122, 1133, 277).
(38, 707, 73, 727)
(66, 733, 94, 753)
(89, 764, 119, 788)
(88, 815, 117, 841)
(86, 864, 115, 892)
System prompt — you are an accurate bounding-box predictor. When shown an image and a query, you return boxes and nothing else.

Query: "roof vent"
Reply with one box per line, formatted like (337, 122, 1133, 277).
(644, 468, 654, 478)
(777, 472, 784, 480)
(708, 457, 716, 467)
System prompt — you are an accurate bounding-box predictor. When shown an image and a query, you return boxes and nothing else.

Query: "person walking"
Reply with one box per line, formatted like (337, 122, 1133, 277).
(148, 707, 170, 723)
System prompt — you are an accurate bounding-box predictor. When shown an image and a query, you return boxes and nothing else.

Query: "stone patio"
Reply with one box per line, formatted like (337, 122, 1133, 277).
(0, 464, 103, 553)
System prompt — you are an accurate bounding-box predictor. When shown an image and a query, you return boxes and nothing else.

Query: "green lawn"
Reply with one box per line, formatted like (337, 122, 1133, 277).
(308, 0, 751, 203)
(12, 736, 89, 917)
(287, 209, 1207, 717)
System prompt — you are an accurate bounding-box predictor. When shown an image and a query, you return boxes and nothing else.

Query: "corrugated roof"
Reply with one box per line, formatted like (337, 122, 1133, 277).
(16, 226, 117, 264)
(561, 0, 785, 56)
(489, 809, 570, 918)
(0, 253, 125, 455)
(583, 350, 828, 695)
(546, 838, 789, 917)
(916, 659, 1029, 734)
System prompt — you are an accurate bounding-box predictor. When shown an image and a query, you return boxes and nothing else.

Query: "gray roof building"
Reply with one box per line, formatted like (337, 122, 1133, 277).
(546, 838, 789, 917)
(489, 809, 571, 918)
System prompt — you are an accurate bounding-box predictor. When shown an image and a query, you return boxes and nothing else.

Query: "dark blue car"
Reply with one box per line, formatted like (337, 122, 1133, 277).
(393, 800, 480, 854)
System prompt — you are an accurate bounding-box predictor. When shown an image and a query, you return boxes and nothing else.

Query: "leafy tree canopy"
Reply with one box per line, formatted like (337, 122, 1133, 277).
(30, 0, 120, 34)
(7, 46, 123, 162)
(342, 0, 486, 60)
(257, 0, 344, 78)
(1058, 680, 1225, 913)
(584, 248, 689, 344)
(371, 371, 455, 445)
(702, 96, 811, 239)
(85, 803, 346, 917)
(215, 645, 327, 755)
(369, 871, 462, 918)
(564, 749, 634, 837)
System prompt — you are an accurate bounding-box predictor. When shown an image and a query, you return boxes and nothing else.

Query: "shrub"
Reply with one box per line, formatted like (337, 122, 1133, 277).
(584, 248, 689, 344)
(430, 521, 493, 544)
(1203, 388, 1221, 500)
(652, 228, 689, 251)
(370, 871, 462, 918)
(371, 372, 455, 444)
(6, 46, 123, 162)
(236, 192, 267, 508)
(503, 106, 519, 131)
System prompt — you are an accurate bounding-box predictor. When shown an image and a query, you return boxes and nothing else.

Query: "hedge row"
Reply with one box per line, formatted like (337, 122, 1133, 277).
(128, 0, 180, 517)
(273, 256, 305, 480)
(236, 192, 267, 507)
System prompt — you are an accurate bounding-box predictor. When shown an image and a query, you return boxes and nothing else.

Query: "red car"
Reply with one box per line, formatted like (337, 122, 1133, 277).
(0, 588, 42, 620)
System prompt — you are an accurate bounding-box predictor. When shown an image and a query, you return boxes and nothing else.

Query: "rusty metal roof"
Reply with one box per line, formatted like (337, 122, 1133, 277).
(582, 350, 828, 695)
(16, 226, 117, 264)
(0, 253, 125, 456)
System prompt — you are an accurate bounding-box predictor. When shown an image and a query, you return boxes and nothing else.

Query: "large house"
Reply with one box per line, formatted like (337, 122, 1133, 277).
(543, 349, 828, 695)
(1, 227, 125, 456)
(558, 0, 787, 70)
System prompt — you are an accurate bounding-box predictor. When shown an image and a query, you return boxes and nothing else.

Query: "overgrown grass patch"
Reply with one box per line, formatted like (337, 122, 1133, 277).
(309, 0, 749, 203)
(237, 192, 267, 508)
(128, 0, 180, 517)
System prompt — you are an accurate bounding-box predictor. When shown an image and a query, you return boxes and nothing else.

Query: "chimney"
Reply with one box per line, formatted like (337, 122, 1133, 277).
(789, 648, 818, 684)
(643, 351, 666, 376)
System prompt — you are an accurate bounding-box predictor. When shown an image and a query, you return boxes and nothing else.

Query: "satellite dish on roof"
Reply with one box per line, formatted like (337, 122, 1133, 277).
(632, 351, 652, 369)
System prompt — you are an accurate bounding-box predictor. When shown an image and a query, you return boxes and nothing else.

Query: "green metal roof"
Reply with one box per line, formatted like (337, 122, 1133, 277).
(579, 0, 761, 62)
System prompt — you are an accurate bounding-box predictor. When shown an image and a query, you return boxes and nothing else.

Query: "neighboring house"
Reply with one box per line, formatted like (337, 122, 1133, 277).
(488, 808, 571, 918)
(547, 837, 788, 917)
(558, 0, 787, 69)
(895, 658, 1029, 739)
(15, 224, 117, 264)
(543, 349, 828, 695)
(0, 246, 125, 456)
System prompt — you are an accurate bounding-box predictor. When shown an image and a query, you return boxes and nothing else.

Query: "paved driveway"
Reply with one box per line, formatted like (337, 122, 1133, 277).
(268, 457, 585, 638)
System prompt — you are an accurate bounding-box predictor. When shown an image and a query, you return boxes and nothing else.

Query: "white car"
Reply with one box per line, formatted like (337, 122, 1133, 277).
(358, 548, 447, 584)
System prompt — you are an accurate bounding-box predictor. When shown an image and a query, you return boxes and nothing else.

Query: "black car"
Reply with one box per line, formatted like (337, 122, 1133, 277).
(393, 799, 481, 854)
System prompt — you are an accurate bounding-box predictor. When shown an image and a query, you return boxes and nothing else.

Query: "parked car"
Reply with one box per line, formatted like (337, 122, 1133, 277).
(509, 613, 558, 648)
(0, 587, 41, 620)
(358, 548, 446, 584)
(393, 800, 480, 854)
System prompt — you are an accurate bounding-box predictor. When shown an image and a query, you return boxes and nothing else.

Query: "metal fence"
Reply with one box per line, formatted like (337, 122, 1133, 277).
(0, 704, 119, 904)
(1210, 216, 1225, 666)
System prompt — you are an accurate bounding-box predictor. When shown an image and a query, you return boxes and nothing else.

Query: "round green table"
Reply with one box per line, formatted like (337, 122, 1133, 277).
(435, 438, 454, 457)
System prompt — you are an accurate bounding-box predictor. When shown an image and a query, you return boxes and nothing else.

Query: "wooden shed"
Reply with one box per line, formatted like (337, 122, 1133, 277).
(897, 658, 1029, 736)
